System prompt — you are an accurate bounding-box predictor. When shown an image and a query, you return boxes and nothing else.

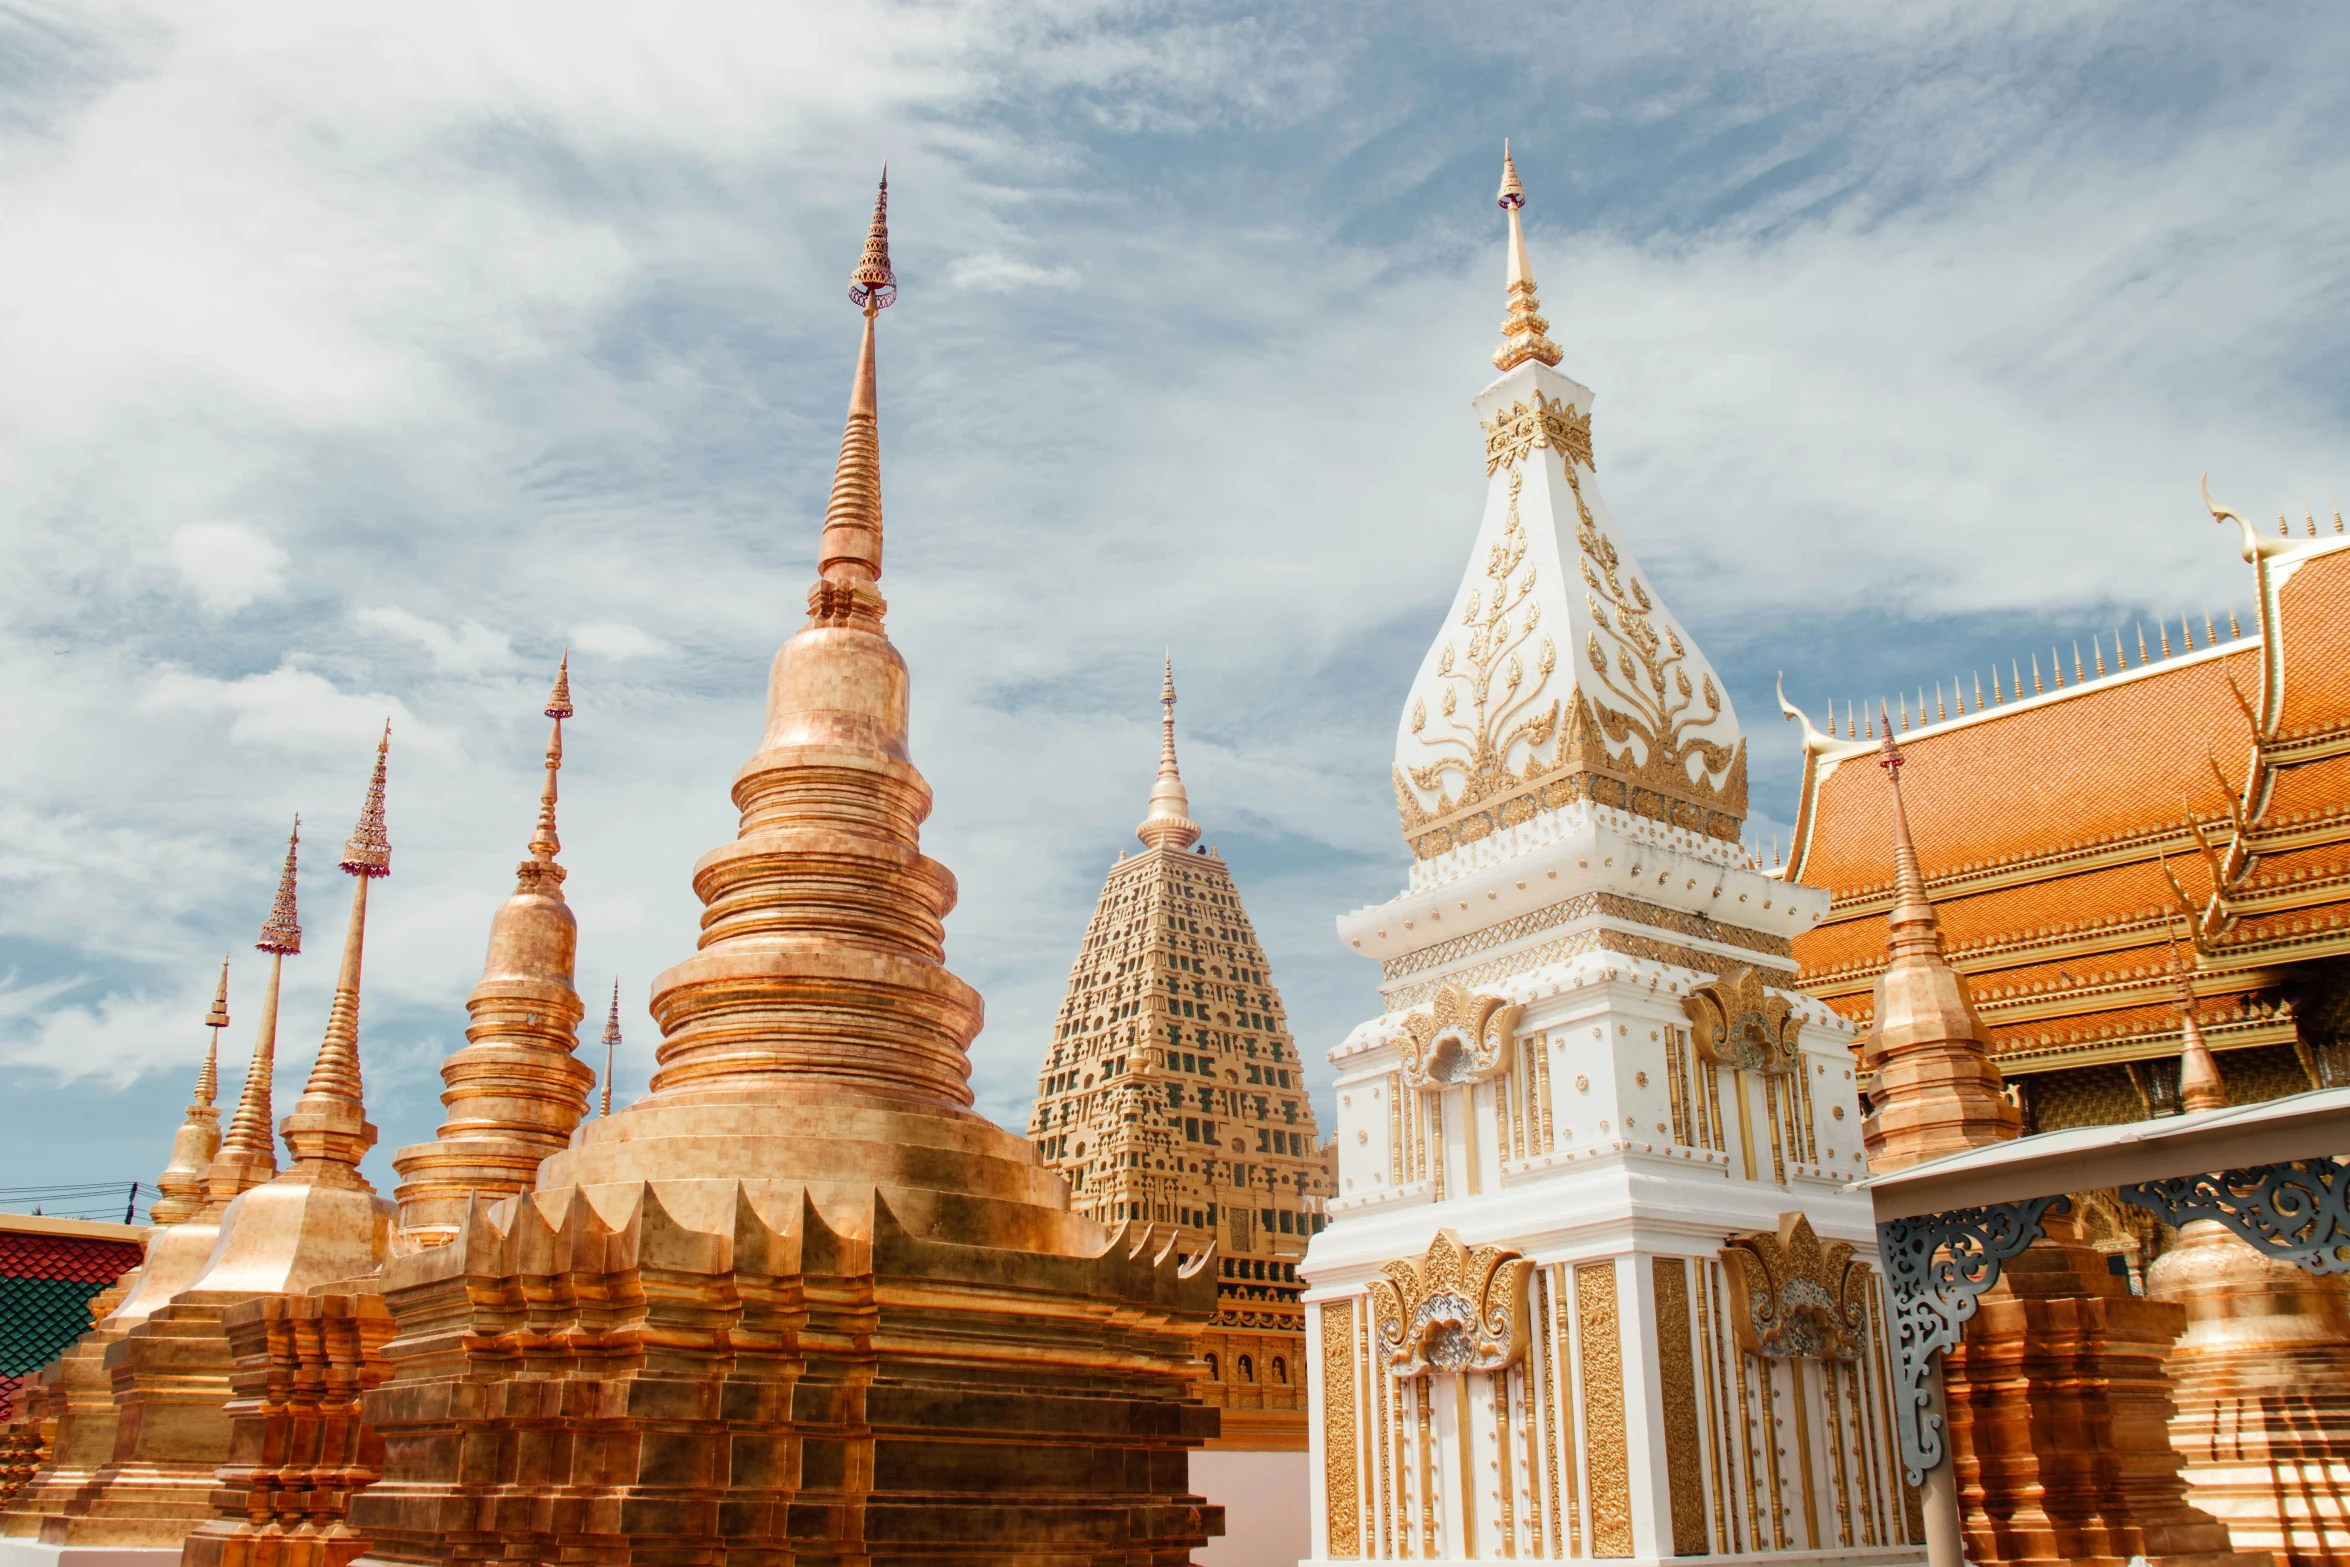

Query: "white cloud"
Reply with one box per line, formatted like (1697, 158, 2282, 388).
(567, 622, 673, 661)
(353, 607, 515, 675)
(168, 522, 289, 613)
(947, 253, 1083, 292)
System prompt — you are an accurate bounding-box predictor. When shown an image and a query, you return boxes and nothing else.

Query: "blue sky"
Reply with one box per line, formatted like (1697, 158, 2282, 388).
(2, 2, 2345, 1213)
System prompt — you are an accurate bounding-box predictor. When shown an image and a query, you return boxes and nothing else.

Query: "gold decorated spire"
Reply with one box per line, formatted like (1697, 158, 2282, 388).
(2169, 931, 2225, 1114)
(525, 657, 571, 879)
(601, 979, 621, 1117)
(208, 822, 301, 1202)
(282, 731, 390, 1183)
(257, 816, 302, 955)
(813, 170, 895, 627)
(1861, 714, 2020, 1170)
(1136, 656, 1202, 852)
(151, 959, 230, 1224)
(341, 724, 392, 877)
(1492, 141, 1562, 373)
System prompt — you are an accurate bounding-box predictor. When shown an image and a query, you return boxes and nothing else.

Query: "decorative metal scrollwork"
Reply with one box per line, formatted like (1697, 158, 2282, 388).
(2118, 1158, 2350, 1273)
(1876, 1194, 2068, 1484)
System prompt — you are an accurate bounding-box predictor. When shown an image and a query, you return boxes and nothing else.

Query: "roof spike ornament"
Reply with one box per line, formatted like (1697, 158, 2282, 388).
(152, 959, 231, 1225)
(1974, 671, 1984, 712)
(1993, 666, 2005, 704)
(2032, 653, 2044, 694)
(2169, 930, 2225, 1114)
(2229, 607, 2243, 638)
(601, 979, 621, 1117)
(281, 726, 391, 1184)
(2051, 648, 2065, 689)
(2161, 621, 2174, 659)
(525, 655, 571, 880)
(2138, 622, 2151, 666)
(2096, 635, 2109, 677)
(2073, 642, 2085, 684)
(811, 168, 897, 633)
(208, 817, 302, 1203)
(1491, 141, 1563, 372)
(1137, 656, 1203, 852)
(2182, 614, 2196, 653)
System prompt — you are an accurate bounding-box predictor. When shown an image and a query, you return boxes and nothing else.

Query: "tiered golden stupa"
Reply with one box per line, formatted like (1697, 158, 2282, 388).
(1029, 660, 1333, 1448)
(148, 960, 230, 1227)
(1, 741, 397, 1558)
(342, 176, 1222, 1566)
(1787, 502, 2350, 1563)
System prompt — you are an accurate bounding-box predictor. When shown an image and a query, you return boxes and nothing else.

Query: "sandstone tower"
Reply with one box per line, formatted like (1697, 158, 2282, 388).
(1030, 660, 1333, 1449)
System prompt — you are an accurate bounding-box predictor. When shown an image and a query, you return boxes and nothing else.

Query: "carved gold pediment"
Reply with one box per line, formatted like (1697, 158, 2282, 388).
(1366, 1229, 1533, 1378)
(1719, 1212, 1871, 1361)
(1398, 983, 1522, 1092)
(1683, 963, 1799, 1075)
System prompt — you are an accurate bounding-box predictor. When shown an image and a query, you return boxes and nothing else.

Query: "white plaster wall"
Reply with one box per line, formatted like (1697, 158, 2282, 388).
(1193, 1448, 1312, 1567)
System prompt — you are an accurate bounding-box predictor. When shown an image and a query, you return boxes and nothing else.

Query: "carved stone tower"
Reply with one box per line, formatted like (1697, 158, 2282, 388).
(1029, 660, 1333, 1449)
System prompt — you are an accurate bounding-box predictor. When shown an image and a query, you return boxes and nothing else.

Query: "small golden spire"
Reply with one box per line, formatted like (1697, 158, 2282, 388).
(2012, 659, 2023, 699)
(524, 657, 571, 880)
(1973, 671, 1984, 712)
(2094, 635, 2108, 677)
(1137, 656, 1202, 852)
(210, 821, 301, 1202)
(1491, 142, 1563, 373)
(1993, 666, 2005, 704)
(601, 979, 621, 1117)
(204, 955, 231, 1042)
(2229, 607, 2242, 638)
(151, 956, 233, 1225)
(284, 730, 391, 1182)
(2072, 642, 2084, 684)
(2182, 615, 2195, 652)
(1936, 683, 1947, 722)
(2032, 653, 2044, 694)
(2051, 649, 2064, 689)
(2169, 930, 2224, 1114)
(2137, 622, 2151, 665)
(2308, 507, 2320, 538)
(849, 166, 897, 314)
(1846, 701, 1857, 739)
(2205, 609, 2217, 645)
(2160, 621, 2174, 658)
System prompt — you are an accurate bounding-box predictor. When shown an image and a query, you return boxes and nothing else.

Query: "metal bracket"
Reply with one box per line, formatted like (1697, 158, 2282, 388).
(1877, 1194, 2068, 1485)
(2118, 1158, 2350, 1273)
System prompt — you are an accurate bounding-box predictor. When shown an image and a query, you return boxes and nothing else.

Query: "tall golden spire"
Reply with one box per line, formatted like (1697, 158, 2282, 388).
(813, 169, 897, 631)
(1137, 656, 1202, 852)
(281, 727, 389, 1185)
(207, 818, 300, 1203)
(1861, 713, 2021, 1170)
(2170, 931, 2225, 1114)
(151, 959, 229, 1225)
(601, 979, 620, 1117)
(1492, 141, 1563, 373)
(392, 673, 590, 1245)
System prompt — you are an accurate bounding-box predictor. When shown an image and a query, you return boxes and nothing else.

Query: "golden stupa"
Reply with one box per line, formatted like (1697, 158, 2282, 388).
(342, 175, 1223, 1566)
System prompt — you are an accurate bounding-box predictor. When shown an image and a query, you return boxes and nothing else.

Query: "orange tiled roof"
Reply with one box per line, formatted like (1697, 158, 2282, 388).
(2278, 547, 2350, 738)
(1794, 647, 2262, 897)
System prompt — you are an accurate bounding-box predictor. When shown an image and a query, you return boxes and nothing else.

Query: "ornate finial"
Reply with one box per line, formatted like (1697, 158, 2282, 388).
(1137, 656, 1201, 852)
(258, 816, 303, 954)
(546, 651, 574, 720)
(849, 167, 897, 314)
(341, 723, 392, 878)
(601, 979, 620, 1117)
(526, 661, 569, 874)
(205, 955, 231, 1036)
(1492, 142, 1563, 373)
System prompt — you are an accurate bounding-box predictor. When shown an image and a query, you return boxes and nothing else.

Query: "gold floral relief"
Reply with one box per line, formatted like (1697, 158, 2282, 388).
(1682, 965, 1801, 1076)
(1577, 1260, 1634, 1558)
(1398, 983, 1523, 1092)
(1482, 388, 1594, 477)
(1718, 1212, 1872, 1363)
(1368, 1229, 1535, 1379)
(1322, 1301, 1362, 1557)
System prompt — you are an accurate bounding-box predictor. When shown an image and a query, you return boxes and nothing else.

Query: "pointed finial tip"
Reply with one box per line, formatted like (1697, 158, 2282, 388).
(257, 814, 305, 955)
(340, 724, 394, 878)
(1497, 141, 1525, 209)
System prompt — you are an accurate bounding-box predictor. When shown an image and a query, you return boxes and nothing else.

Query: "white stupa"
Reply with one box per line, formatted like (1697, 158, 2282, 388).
(1298, 148, 1922, 1567)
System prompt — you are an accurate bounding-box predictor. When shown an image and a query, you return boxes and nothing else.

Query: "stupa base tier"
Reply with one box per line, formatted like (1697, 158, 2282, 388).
(349, 1173, 1221, 1566)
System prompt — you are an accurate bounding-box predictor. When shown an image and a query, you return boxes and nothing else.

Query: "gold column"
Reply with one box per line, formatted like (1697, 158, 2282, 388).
(1576, 1261, 1631, 1557)
(1732, 1071, 1757, 1182)
(1460, 1085, 1481, 1196)
(1323, 1302, 1361, 1558)
(1538, 1266, 1572, 1560)
(1493, 1368, 1515, 1556)
(1652, 1257, 1707, 1556)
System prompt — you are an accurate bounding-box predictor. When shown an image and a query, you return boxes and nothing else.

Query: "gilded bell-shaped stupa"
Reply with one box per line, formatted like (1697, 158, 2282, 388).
(348, 174, 1222, 1567)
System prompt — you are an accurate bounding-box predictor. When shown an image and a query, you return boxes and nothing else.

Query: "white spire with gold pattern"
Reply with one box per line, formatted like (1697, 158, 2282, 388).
(1393, 148, 1745, 892)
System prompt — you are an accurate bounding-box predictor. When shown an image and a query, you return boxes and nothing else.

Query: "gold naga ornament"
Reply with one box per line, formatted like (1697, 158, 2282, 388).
(1681, 963, 1801, 1075)
(1718, 1211, 1873, 1361)
(1397, 981, 1523, 1090)
(1367, 1229, 1535, 1376)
